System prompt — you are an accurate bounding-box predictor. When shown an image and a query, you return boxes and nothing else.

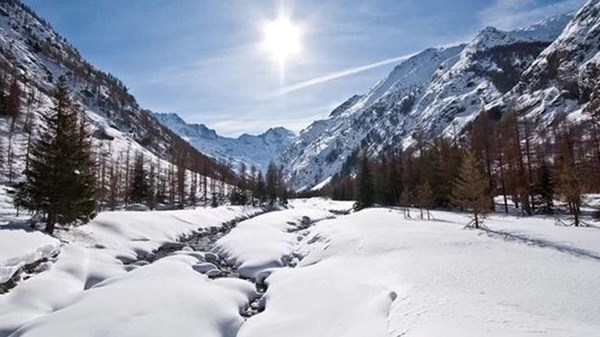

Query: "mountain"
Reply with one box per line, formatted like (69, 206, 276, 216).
(0, 0, 232, 183)
(492, 0, 600, 125)
(154, 113, 295, 171)
(279, 12, 578, 191)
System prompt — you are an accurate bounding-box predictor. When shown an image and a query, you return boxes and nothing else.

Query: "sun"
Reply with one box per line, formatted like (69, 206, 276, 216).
(261, 15, 302, 66)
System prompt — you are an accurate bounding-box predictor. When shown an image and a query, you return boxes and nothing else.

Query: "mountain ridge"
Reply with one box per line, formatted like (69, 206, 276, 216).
(154, 112, 295, 171)
(279, 11, 584, 190)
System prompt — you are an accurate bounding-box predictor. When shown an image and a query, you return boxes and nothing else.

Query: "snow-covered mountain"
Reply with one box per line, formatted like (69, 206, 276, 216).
(0, 0, 231, 182)
(155, 113, 295, 171)
(493, 0, 600, 125)
(280, 11, 579, 191)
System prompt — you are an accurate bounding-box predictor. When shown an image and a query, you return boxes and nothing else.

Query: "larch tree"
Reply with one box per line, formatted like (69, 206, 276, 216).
(451, 150, 489, 229)
(416, 181, 434, 220)
(555, 125, 584, 227)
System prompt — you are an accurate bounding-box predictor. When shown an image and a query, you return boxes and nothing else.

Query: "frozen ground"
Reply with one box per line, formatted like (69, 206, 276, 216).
(236, 208, 600, 337)
(0, 206, 262, 336)
(1, 199, 599, 336)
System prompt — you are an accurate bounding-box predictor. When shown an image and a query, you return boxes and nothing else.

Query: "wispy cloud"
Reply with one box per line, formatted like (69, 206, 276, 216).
(479, 0, 587, 30)
(272, 54, 415, 96)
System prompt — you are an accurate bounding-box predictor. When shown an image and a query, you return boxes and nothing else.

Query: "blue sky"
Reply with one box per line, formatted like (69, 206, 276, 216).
(23, 0, 587, 137)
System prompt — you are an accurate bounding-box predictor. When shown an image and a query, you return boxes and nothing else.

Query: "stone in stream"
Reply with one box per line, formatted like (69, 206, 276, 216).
(204, 252, 220, 264)
(133, 260, 150, 267)
(161, 242, 187, 250)
(206, 269, 222, 278)
(193, 263, 219, 274)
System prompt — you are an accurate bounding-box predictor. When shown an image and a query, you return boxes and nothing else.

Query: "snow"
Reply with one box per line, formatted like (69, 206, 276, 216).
(0, 223, 60, 283)
(7, 255, 256, 337)
(0, 206, 261, 335)
(2, 198, 600, 336)
(213, 200, 350, 279)
(235, 206, 600, 336)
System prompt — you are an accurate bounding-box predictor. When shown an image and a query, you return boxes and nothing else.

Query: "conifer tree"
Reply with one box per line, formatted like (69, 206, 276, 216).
(16, 76, 97, 234)
(533, 160, 554, 214)
(451, 150, 489, 229)
(256, 171, 266, 205)
(130, 152, 151, 204)
(355, 154, 374, 210)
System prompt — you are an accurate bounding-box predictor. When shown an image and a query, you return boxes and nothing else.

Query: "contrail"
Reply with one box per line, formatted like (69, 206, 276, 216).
(274, 54, 414, 96)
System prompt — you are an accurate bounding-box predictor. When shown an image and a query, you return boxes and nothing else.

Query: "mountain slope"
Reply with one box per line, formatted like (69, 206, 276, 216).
(155, 113, 295, 171)
(493, 0, 600, 125)
(0, 0, 232, 183)
(280, 12, 575, 191)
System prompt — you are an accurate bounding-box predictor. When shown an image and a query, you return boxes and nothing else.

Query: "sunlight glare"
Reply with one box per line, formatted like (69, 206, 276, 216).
(261, 15, 302, 67)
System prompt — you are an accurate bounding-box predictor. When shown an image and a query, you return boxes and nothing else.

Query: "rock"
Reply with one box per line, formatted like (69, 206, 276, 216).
(161, 242, 187, 250)
(204, 252, 220, 263)
(124, 204, 149, 212)
(206, 269, 222, 278)
(133, 260, 149, 267)
(192, 263, 219, 273)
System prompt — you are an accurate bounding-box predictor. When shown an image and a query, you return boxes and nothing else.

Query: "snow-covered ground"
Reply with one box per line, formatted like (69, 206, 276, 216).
(0, 206, 262, 336)
(2, 199, 600, 336)
(237, 207, 600, 337)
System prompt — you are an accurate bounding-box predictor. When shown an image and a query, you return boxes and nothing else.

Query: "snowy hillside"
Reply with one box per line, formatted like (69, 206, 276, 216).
(155, 113, 295, 171)
(280, 13, 576, 190)
(0, 0, 231, 185)
(494, 0, 600, 125)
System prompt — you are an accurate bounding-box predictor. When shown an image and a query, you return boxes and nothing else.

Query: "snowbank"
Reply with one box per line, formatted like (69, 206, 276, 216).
(239, 207, 600, 337)
(0, 206, 261, 335)
(8, 254, 255, 337)
(0, 223, 60, 284)
(214, 200, 349, 279)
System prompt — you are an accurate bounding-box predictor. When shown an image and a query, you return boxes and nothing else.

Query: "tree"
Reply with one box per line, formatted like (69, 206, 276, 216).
(451, 150, 489, 229)
(265, 162, 280, 206)
(130, 152, 151, 204)
(555, 125, 584, 227)
(533, 160, 554, 214)
(416, 181, 434, 220)
(355, 154, 374, 210)
(6, 77, 21, 184)
(16, 76, 97, 234)
(399, 187, 412, 218)
(256, 171, 266, 205)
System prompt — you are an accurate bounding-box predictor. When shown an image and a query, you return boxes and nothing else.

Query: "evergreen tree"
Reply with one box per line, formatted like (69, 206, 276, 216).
(265, 162, 279, 206)
(355, 154, 374, 210)
(130, 153, 151, 204)
(451, 150, 489, 229)
(16, 76, 97, 234)
(256, 171, 266, 205)
(533, 160, 554, 214)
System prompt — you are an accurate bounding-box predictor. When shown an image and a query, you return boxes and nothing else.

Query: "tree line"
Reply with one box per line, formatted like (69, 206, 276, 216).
(325, 86, 600, 228)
